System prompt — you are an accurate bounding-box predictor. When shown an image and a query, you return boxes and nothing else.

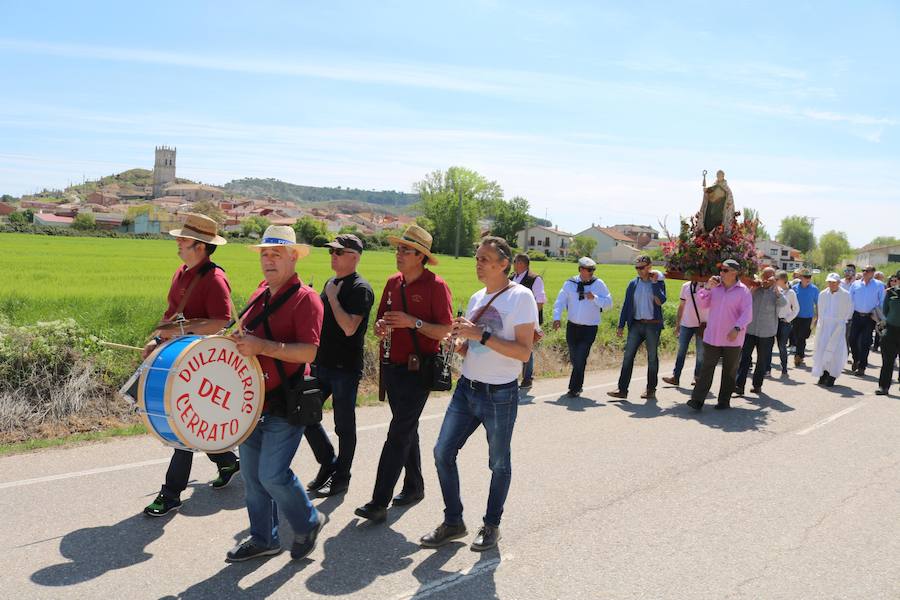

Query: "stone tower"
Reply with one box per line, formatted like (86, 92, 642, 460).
(152, 146, 176, 198)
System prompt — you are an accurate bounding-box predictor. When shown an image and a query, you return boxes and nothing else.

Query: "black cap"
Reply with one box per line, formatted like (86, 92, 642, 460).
(325, 234, 364, 254)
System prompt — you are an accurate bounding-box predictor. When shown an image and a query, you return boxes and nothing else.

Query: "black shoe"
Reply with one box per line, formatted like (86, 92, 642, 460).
(420, 522, 468, 548)
(226, 538, 282, 562)
(316, 475, 350, 497)
(291, 512, 328, 560)
(392, 489, 424, 507)
(144, 494, 181, 517)
(826, 376, 836, 387)
(817, 375, 827, 385)
(306, 463, 337, 493)
(851, 361, 858, 372)
(855, 368, 866, 377)
(750, 386, 762, 394)
(733, 387, 745, 397)
(714, 403, 731, 410)
(520, 379, 533, 389)
(471, 525, 501, 552)
(686, 401, 702, 411)
(354, 502, 387, 523)
(210, 460, 240, 489)
(875, 388, 888, 395)
(567, 390, 581, 398)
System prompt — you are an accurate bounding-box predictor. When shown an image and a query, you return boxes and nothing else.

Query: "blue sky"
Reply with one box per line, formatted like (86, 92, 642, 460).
(1, 0, 897, 247)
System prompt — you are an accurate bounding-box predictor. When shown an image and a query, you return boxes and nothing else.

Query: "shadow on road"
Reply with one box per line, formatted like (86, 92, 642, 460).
(160, 558, 309, 599)
(663, 403, 772, 432)
(411, 544, 501, 599)
(31, 481, 246, 587)
(305, 517, 418, 596)
(544, 394, 604, 411)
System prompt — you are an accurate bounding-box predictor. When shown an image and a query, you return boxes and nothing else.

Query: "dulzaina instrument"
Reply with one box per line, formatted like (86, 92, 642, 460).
(119, 335, 265, 453)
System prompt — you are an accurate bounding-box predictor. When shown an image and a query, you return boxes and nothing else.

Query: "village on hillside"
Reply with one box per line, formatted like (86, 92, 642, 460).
(1, 146, 893, 267)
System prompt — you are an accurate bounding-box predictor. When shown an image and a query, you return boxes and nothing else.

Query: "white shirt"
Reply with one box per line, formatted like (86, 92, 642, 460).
(678, 281, 709, 327)
(777, 286, 800, 322)
(552, 277, 613, 326)
(461, 283, 539, 384)
(510, 271, 547, 303)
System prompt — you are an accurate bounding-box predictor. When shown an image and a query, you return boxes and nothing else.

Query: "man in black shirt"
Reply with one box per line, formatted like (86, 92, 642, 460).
(304, 234, 375, 496)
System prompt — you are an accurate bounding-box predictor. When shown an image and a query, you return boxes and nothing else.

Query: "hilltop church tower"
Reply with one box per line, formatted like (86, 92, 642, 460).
(152, 146, 176, 198)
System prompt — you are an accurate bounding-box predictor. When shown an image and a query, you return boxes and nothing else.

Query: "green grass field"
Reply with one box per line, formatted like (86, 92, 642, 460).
(0, 232, 683, 348)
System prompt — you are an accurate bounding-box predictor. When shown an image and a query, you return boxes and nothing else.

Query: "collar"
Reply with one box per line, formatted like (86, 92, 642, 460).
(183, 256, 211, 274)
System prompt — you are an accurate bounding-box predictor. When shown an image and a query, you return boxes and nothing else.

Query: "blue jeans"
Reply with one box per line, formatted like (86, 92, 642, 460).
(304, 365, 362, 480)
(434, 376, 518, 528)
(239, 414, 318, 548)
(672, 325, 704, 380)
(617, 322, 661, 393)
(522, 352, 534, 381)
(566, 322, 598, 393)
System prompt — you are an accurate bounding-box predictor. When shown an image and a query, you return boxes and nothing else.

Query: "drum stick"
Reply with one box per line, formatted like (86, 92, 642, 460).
(100, 341, 144, 352)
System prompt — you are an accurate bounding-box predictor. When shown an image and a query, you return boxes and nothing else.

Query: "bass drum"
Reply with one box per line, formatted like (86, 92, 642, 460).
(136, 335, 265, 453)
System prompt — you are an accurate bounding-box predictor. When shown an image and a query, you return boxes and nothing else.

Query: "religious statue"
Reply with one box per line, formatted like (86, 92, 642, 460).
(695, 169, 736, 236)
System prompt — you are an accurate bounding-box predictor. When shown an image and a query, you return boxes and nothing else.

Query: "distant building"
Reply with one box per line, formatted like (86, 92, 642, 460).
(126, 212, 161, 234)
(163, 183, 224, 203)
(856, 242, 900, 266)
(33, 213, 73, 227)
(756, 240, 804, 272)
(153, 146, 177, 199)
(516, 225, 573, 257)
(576, 225, 640, 264)
(87, 191, 120, 206)
(0, 203, 16, 216)
(611, 224, 659, 249)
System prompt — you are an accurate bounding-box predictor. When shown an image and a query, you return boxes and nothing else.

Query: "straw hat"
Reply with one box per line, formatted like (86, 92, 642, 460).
(169, 213, 227, 245)
(387, 225, 438, 265)
(249, 225, 311, 259)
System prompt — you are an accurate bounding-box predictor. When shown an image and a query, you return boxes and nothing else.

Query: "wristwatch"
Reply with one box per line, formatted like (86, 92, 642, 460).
(414, 319, 424, 329)
(480, 329, 492, 345)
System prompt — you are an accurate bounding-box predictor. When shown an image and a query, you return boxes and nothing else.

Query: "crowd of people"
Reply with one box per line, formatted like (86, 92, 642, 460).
(141, 212, 899, 562)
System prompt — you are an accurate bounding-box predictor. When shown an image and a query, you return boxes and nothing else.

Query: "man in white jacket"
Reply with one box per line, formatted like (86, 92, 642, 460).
(812, 273, 853, 387)
(769, 270, 800, 377)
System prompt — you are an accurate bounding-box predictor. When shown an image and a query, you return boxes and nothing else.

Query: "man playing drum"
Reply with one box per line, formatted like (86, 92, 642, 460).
(143, 213, 240, 517)
(226, 225, 326, 562)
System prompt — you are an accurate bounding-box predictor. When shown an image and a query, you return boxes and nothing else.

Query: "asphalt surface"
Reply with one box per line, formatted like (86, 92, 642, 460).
(2, 350, 899, 599)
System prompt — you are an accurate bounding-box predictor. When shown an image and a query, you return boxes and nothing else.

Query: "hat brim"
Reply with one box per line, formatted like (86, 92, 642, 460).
(387, 236, 438, 265)
(248, 243, 311, 259)
(169, 228, 228, 246)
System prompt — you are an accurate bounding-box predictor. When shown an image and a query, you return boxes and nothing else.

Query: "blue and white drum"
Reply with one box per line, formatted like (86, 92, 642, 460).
(135, 335, 265, 453)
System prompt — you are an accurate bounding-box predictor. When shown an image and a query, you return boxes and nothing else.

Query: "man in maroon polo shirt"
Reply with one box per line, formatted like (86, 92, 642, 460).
(226, 225, 326, 562)
(354, 225, 453, 523)
(142, 213, 240, 517)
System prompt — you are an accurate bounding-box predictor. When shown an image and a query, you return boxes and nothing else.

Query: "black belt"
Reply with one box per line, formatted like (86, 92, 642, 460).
(855, 311, 873, 316)
(459, 375, 517, 393)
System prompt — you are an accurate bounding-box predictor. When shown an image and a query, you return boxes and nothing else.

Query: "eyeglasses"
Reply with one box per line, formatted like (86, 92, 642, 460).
(635, 265, 648, 271)
(328, 248, 356, 256)
(396, 246, 421, 256)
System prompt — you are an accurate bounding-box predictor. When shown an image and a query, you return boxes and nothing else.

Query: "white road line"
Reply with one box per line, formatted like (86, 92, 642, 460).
(390, 555, 511, 600)
(0, 458, 170, 490)
(0, 376, 639, 490)
(796, 401, 866, 436)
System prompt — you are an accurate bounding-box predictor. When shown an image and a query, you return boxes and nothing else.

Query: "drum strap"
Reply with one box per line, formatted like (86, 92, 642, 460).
(245, 283, 306, 392)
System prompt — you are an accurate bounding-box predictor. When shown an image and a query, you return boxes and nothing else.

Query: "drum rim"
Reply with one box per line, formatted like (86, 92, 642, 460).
(140, 335, 265, 452)
(138, 335, 198, 450)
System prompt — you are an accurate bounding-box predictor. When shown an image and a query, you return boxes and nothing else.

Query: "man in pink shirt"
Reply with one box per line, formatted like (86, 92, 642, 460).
(687, 259, 753, 411)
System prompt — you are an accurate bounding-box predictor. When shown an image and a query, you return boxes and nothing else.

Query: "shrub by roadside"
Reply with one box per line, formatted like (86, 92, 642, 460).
(0, 318, 134, 443)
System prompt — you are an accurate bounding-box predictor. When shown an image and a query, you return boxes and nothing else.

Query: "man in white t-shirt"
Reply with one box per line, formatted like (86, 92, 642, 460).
(663, 280, 709, 387)
(421, 236, 538, 553)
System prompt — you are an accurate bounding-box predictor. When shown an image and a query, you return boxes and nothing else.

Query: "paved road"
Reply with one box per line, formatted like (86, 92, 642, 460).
(2, 352, 899, 599)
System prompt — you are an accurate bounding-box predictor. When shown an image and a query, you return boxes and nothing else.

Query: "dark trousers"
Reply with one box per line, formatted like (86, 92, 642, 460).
(304, 365, 362, 480)
(736, 334, 775, 390)
(849, 312, 876, 368)
(770, 320, 792, 372)
(879, 326, 899, 391)
(566, 322, 598, 394)
(161, 449, 237, 499)
(371, 365, 430, 507)
(616, 322, 661, 393)
(793, 317, 813, 359)
(690, 343, 742, 407)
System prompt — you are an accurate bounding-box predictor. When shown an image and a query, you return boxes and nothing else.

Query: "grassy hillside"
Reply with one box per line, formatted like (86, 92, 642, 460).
(223, 177, 419, 207)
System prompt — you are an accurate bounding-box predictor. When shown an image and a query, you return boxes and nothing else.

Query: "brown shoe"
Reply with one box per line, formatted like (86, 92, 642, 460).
(794, 356, 804, 367)
(606, 390, 627, 400)
(640, 389, 656, 400)
(662, 376, 679, 386)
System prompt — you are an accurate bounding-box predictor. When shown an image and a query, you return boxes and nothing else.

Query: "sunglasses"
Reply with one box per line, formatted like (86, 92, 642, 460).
(328, 248, 357, 256)
(719, 268, 732, 273)
(396, 246, 421, 256)
(635, 265, 648, 271)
